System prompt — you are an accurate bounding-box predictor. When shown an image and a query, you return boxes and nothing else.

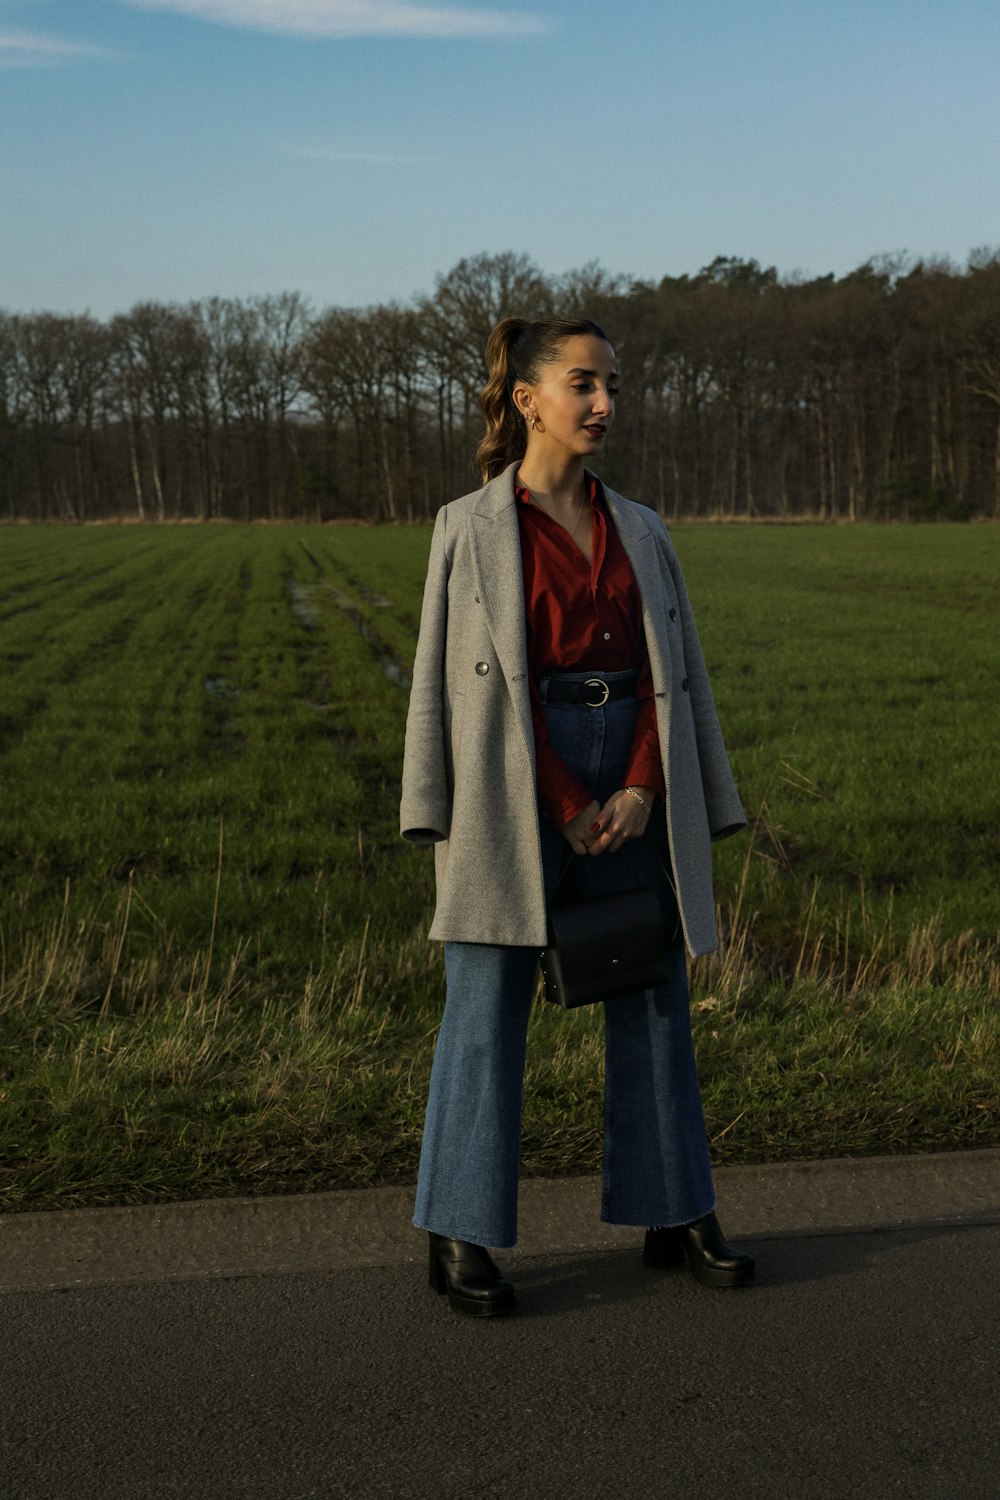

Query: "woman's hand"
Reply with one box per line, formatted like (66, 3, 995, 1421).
(587, 786, 655, 856)
(559, 799, 602, 855)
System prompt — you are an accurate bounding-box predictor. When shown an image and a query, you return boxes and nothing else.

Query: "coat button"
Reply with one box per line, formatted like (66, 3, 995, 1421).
(475, 662, 489, 676)
(669, 608, 677, 622)
(681, 677, 689, 691)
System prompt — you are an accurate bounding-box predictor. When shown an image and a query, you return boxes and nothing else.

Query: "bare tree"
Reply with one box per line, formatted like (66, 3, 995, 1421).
(4, 250, 1000, 523)
(963, 253, 1000, 518)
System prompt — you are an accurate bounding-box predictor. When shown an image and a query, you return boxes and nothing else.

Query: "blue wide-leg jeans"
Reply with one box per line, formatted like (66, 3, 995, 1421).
(413, 670, 716, 1248)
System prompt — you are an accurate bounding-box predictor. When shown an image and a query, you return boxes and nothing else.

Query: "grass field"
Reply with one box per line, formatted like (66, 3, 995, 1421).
(1, 521, 997, 1211)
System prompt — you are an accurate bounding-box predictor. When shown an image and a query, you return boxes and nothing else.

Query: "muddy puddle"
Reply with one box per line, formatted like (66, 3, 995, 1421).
(204, 676, 239, 699)
(286, 575, 410, 691)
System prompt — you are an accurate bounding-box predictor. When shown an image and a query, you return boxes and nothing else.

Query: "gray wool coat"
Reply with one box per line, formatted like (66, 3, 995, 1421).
(399, 461, 746, 957)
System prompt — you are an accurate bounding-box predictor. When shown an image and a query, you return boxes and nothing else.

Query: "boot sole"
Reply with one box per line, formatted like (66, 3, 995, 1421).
(686, 1256, 756, 1288)
(443, 1289, 516, 1317)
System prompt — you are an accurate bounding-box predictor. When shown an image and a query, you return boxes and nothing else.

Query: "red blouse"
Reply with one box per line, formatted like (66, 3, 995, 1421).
(516, 476, 666, 827)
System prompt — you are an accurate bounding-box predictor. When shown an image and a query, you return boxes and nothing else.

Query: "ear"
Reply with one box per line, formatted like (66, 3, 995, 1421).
(511, 382, 534, 423)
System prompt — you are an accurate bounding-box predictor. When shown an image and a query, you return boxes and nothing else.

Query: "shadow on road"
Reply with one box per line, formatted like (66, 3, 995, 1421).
(504, 1218, 994, 1313)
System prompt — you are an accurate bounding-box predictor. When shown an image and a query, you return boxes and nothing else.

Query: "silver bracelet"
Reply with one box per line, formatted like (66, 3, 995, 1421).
(623, 786, 650, 814)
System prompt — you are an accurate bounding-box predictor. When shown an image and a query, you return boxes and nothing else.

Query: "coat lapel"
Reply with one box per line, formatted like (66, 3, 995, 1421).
(603, 485, 675, 694)
(467, 464, 535, 760)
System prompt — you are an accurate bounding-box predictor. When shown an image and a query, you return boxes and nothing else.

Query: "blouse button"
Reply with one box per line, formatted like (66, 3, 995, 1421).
(475, 662, 489, 676)
(681, 677, 689, 691)
(669, 608, 677, 622)
(603, 631, 611, 640)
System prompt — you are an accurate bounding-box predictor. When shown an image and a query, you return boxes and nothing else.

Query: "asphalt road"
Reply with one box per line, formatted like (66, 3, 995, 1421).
(3, 1217, 1000, 1499)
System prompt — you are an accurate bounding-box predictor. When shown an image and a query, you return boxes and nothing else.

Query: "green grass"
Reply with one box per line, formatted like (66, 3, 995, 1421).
(686, 524, 999, 946)
(0, 526, 425, 970)
(0, 521, 997, 1211)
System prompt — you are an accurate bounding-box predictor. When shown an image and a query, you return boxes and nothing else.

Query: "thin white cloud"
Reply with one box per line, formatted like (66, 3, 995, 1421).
(284, 145, 435, 164)
(0, 30, 114, 67)
(114, 0, 545, 39)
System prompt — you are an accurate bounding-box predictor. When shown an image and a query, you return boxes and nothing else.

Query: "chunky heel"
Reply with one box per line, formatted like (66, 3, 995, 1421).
(426, 1233, 515, 1317)
(642, 1225, 687, 1270)
(645, 1214, 755, 1288)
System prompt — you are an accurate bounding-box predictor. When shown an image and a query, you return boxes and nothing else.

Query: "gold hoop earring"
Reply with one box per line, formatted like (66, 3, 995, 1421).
(527, 415, 536, 431)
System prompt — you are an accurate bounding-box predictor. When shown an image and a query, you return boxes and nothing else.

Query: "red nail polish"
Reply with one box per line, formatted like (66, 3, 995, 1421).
(591, 821, 601, 832)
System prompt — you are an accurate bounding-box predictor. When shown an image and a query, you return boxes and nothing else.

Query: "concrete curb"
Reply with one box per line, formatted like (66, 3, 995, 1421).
(2, 1147, 998, 1295)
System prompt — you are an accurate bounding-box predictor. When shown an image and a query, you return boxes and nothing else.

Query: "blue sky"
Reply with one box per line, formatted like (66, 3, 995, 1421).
(2, 0, 999, 315)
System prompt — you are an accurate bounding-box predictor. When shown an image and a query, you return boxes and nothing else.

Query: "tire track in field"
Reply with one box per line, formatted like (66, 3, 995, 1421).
(290, 546, 413, 852)
(296, 544, 411, 692)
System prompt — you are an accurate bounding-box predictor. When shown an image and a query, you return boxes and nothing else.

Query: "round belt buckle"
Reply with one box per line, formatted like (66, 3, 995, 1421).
(584, 677, 610, 708)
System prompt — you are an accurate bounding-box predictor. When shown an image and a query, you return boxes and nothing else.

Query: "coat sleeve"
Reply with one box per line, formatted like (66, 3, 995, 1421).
(399, 506, 451, 844)
(654, 515, 747, 841)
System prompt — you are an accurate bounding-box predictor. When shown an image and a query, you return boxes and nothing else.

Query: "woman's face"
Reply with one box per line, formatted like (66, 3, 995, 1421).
(514, 334, 618, 461)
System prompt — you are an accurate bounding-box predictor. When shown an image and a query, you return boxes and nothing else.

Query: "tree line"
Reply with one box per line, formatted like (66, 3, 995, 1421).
(3, 249, 1000, 524)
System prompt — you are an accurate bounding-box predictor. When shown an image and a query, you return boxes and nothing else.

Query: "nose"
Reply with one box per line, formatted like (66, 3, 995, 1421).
(592, 384, 613, 416)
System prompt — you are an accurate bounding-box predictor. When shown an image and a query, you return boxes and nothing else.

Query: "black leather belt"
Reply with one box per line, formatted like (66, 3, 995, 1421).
(538, 673, 638, 708)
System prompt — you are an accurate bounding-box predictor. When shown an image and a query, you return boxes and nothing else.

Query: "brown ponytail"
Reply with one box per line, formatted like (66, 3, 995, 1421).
(475, 315, 610, 483)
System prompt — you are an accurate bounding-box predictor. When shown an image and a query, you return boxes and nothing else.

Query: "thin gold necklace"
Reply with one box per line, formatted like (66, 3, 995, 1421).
(533, 486, 587, 544)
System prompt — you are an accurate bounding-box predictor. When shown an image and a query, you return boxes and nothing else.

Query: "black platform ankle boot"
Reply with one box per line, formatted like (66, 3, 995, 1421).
(427, 1234, 515, 1317)
(644, 1213, 755, 1288)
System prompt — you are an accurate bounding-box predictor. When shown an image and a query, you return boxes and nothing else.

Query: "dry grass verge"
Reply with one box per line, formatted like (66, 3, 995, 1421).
(2, 879, 996, 1213)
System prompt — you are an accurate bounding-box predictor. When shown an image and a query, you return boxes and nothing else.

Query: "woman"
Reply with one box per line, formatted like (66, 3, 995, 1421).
(400, 316, 754, 1316)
